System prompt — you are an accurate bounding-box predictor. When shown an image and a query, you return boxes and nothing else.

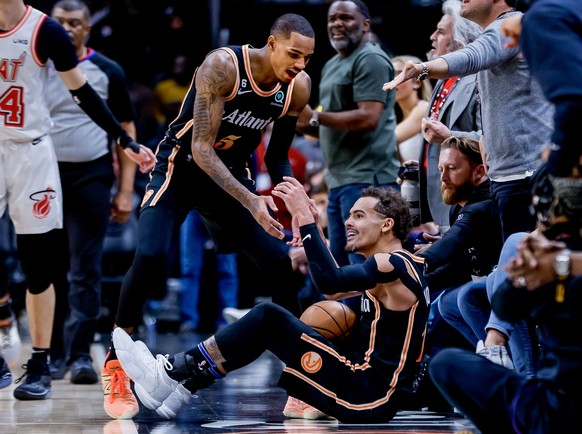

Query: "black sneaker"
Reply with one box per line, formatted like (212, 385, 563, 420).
(13, 358, 52, 400)
(0, 356, 12, 389)
(49, 358, 68, 380)
(69, 356, 98, 384)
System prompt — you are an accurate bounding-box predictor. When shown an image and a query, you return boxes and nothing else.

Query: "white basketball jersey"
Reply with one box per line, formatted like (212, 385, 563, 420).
(0, 6, 52, 142)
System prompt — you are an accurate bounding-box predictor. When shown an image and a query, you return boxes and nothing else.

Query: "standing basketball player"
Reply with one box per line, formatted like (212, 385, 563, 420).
(101, 13, 315, 419)
(0, 0, 154, 400)
(112, 179, 430, 422)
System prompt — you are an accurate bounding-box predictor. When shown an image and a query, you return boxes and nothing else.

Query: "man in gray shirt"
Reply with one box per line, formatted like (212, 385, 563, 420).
(384, 0, 553, 241)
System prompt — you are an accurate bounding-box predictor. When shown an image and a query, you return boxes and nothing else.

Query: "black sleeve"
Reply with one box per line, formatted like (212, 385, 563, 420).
(263, 115, 297, 185)
(300, 223, 398, 295)
(521, 4, 582, 177)
(36, 17, 78, 71)
(70, 82, 137, 151)
(420, 207, 478, 272)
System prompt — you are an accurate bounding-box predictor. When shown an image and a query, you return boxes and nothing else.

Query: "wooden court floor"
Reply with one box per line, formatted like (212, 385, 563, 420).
(0, 326, 479, 433)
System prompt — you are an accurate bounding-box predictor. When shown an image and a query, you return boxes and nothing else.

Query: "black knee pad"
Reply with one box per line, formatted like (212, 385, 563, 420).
(16, 230, 63, 295)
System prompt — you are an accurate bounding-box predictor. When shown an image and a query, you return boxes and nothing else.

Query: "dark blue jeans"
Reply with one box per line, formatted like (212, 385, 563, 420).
(490, 178, 536, 241)
(438, 280, 488, 347)
(179, 210, 238, 329)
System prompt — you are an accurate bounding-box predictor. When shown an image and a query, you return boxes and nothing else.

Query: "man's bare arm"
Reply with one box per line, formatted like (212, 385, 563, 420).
(191, 50, 284, 238)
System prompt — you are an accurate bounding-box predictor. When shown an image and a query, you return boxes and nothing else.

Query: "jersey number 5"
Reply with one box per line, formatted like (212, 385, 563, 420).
(0, 85, 25, 128)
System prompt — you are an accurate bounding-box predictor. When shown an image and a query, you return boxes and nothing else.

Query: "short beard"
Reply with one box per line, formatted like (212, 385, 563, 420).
(344, 242, 356, 253)
(441, 181, 474, 205)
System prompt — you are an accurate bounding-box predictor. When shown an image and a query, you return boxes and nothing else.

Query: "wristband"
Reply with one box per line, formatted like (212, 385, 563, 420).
(117, 134, 141, 153)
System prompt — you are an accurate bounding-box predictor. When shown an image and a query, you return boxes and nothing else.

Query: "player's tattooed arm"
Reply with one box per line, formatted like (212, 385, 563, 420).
(191, 49, 284, 238)
(191, 50, 254, 209)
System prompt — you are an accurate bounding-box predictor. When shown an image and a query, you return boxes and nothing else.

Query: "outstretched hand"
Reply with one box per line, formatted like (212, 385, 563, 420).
(247, 194, 285, 240)
(123, 144, 156, 173)
(272, 176, 318, 246)
(383, 60, 418, 92)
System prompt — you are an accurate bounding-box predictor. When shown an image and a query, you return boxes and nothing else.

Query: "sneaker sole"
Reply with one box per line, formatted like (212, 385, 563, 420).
(157, 383, 191, 419)
(103, 402, 139, 420)
(283, 410, 304, 419)
(13, 389, 52, 400)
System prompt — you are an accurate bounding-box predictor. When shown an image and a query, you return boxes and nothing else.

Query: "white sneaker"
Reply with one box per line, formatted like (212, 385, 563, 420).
(476, 340, 514, 370)
(112, 328, 191, 419)
(222, 307, 251, 324)
(0, 316, 21, 366)
(133, 340, 191, 419)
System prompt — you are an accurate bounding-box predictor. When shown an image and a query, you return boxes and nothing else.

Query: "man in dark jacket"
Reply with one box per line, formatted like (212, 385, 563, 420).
(410, 136, 502, 410)
(419, 136, 502, 292)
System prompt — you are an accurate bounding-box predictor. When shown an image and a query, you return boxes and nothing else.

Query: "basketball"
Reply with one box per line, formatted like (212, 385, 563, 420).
(300, 300, 356, 340)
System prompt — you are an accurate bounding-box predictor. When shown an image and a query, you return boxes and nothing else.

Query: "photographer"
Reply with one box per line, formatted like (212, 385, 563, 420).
(428, 165, 582, 433)
(405, 136, 502, 409)
(416, 136, 501, 293)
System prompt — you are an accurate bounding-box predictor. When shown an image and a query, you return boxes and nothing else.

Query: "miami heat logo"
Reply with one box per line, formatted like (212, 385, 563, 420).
(29, 187, 57, 219)
(301, 352, 322, 374)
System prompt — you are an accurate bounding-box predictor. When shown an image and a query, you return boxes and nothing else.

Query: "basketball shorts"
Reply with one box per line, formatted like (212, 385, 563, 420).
(0, 135, 63, 234)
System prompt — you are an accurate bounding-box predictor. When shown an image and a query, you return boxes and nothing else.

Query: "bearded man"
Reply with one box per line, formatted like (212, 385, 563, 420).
(418, 136, 502, 295)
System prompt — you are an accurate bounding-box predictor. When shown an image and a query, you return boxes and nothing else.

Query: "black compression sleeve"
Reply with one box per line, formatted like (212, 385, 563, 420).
(300, 223, 378, 294)
(264, 115, 297, 185)
(70, 82, 138, 152)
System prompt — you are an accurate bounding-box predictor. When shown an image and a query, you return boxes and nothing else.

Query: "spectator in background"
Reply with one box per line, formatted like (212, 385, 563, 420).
(152, 53, 194, 140)
(412, 136, 502, 408)
(392, 54, 432, 164)
(418, 0, 482, 235)
(296, 0, 400, 268)
(419, 137, 501, 297)
(501, 0, 582, 178)
(46, 0, 139, 384)
(430, 177, 582, 433)
(383, 0, 553, 242)
(179, 210, 238, 333)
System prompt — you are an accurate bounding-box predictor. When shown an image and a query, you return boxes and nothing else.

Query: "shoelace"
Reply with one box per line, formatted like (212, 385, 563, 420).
(107, 365, 131, 403)
(14, 364, 40, 384)
(139, 352, 173, 379)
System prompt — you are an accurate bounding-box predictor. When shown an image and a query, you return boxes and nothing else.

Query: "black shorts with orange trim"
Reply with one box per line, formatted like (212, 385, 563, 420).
(279, 332, 403, 423)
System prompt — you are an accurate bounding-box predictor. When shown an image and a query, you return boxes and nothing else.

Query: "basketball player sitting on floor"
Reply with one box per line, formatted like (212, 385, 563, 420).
(112, 177, 430, 423)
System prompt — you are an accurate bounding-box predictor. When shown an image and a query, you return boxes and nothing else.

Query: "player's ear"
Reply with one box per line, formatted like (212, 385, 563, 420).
(382, 218, 394, 233)
(267, 35, 277, 51)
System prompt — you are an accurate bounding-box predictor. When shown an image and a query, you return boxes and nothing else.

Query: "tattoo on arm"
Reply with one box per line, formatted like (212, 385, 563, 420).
(192, 64, 252, 209)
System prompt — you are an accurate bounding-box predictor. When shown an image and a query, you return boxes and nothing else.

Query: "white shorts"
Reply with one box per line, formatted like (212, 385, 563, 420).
(0, 135, 63, 234)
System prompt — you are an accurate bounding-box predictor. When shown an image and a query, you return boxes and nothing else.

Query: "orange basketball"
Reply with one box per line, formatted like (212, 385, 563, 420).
(300, 300, 356, 340)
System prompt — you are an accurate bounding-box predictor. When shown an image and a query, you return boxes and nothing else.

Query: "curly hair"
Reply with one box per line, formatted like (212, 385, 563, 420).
(360, 186, 413, 242)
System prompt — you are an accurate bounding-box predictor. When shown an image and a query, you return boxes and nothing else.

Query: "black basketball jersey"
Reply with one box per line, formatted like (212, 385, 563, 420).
(167, 45, 296, 175)
(352, 250, 430, 387)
